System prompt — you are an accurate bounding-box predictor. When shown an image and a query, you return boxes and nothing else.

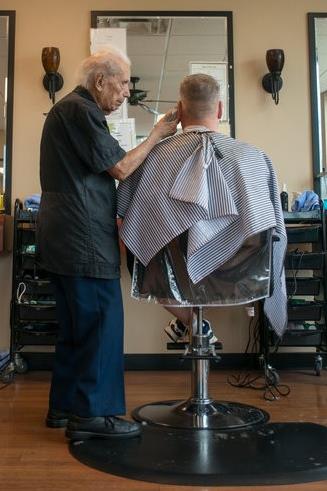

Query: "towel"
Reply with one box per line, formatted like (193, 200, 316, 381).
(24, 194, 41, 211)
(291, 191, 320, 212)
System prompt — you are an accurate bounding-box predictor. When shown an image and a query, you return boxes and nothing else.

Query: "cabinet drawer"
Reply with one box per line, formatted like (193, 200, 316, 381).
(286, 278, 320, 296)
(17, 333, 58, 345)
(23, 279, 55, 296)
(283, 210, 322, 222)
(272, 329, 323, 346)
(17, 304, 57, 321)
(286, 225, 321, 243)
(288, 302, 322, 321)
(285, 252, 325, 270)
(18, 209, 38, 221)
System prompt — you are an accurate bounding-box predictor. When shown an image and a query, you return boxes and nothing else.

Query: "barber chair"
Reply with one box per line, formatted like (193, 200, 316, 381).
(70, 228, 327, 487)
(131, 229, 274, 430)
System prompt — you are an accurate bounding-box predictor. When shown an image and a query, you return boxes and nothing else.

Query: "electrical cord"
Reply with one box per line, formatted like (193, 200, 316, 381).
(16, 282, 26, 304)
(228, 369, 290, 401)
(227, 315, 291, 401)
(287, 248, 304, 300)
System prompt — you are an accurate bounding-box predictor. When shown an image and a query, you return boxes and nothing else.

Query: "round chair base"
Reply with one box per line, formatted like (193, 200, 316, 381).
(132, 399, 269, 430)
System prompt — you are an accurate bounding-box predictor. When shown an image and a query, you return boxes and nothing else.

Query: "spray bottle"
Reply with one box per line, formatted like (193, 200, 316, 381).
(280, 183, 288, 211)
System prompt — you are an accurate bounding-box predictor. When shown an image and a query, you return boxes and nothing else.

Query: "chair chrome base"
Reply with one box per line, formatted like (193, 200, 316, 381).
(133, 307, 270, 430)
(132, 399, 269, 430)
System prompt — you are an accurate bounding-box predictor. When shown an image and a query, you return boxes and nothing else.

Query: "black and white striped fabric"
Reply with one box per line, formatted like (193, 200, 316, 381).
(117, 128, 287, 336)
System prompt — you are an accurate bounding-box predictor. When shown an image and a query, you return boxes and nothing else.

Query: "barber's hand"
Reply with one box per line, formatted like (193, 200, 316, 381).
(152, 107, 180, 140)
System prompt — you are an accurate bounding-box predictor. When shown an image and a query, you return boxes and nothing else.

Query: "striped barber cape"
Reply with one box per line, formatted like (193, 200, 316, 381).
(117, 128, 287, 336)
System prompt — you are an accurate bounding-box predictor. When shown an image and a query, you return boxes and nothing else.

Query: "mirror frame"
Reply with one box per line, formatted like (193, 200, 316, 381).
(308, 12, 327, 196)
(0, 11, 15, 215)
(91, 10, 235, 138)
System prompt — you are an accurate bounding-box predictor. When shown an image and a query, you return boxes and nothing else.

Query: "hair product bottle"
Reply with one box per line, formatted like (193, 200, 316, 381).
(280, 183, 288, 211)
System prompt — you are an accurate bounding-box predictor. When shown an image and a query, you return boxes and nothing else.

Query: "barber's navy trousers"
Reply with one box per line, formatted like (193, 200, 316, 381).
(49, 275, 125, 417)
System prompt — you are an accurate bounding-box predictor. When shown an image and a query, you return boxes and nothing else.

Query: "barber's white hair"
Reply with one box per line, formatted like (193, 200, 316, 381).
(77, 46, 131, 90)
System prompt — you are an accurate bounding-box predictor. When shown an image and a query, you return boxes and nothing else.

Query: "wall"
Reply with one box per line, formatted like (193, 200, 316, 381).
(0, 0, 326, 353)
(0, 129, 4, 190)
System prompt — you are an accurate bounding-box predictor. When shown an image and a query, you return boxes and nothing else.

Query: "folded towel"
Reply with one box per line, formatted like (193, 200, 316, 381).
(291, 190, 320, 212)
(24, 194, 41, 211)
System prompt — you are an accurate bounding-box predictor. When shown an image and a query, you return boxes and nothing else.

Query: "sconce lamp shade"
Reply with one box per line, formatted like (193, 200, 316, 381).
(41, 47, 64, 105)
(266, 49, 285, 74)
(42, 47, 60, 73)
(262, 49, 285, 105)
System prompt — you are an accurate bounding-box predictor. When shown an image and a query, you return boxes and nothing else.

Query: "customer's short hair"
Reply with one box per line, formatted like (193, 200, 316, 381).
(77, 47, 131, 90)
(180, 74, 220, 118)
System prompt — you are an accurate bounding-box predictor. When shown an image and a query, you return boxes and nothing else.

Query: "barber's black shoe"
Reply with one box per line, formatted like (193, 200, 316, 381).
(65, 415, 142, 440)
(46, 409, 70, 428)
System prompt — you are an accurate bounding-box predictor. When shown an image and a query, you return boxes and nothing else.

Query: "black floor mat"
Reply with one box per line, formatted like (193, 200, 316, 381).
(69, 422, 327, 486)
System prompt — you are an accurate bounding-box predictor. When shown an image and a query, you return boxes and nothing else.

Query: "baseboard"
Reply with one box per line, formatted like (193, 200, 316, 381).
(20, 352, 326, 372)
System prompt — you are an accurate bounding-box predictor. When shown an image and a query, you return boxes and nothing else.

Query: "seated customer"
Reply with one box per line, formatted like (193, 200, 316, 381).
(118, 74, 287, 340)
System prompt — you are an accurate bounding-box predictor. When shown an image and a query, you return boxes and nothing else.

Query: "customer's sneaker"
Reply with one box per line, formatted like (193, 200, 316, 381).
(202, 319, 218, 345)
(164, 318, 189, 342)
(164, 318, 218, 344)
(46, 408, 70, 428)
(65, 415, 142, 440)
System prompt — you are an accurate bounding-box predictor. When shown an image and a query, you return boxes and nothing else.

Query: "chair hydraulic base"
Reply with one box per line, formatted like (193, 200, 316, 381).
(132, 399, 269, 430)
(133, 307, 269, 430)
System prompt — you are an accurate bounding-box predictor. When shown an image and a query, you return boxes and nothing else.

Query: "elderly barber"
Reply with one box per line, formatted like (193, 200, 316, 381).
(37, 47, 178, 440)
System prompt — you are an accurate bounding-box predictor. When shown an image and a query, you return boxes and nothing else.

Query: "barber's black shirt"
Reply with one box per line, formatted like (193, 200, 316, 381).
(37, 86, 126, 278)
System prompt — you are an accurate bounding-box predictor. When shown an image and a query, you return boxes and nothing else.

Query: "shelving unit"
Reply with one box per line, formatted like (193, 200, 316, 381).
(261, 206, 327, 376)
(0, 199, 57, 383)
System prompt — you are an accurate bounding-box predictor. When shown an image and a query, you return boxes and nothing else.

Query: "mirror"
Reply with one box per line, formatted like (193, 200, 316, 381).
(91, 11, 234, 144)
(0, 11, 15, 214)
(308, 13, 327, 198)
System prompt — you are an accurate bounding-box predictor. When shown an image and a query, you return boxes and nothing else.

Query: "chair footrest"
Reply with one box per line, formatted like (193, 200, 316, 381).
(166, 341, 223, 351)
(180, 353, 222, 361)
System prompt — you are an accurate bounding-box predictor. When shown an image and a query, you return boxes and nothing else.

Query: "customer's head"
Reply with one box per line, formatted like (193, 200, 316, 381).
(77, 47, 131, 114)
(179, 74, 222, 126)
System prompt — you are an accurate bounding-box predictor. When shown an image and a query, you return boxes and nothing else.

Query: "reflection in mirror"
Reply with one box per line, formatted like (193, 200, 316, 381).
(309, 13, 327, 197)
(0, 12, 15, 214)
(91, 12, 234, 143)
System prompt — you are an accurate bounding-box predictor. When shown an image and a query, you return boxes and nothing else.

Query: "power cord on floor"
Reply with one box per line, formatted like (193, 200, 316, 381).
(228, 369, 290, 401)
(227, 316, 291, 401)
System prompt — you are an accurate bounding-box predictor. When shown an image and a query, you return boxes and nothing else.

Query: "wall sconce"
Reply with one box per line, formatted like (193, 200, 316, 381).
(41, 47, 64, 104)
(262, 49, 285, 105)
